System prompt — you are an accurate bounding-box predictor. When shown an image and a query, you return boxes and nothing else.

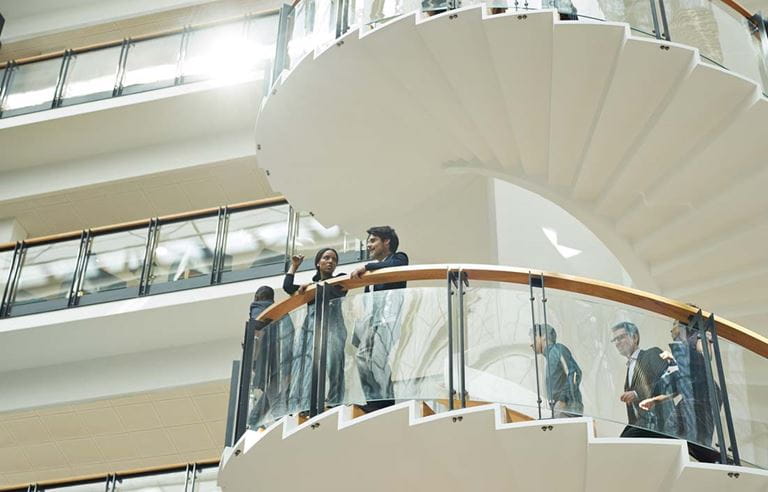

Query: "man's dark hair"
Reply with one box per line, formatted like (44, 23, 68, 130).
(366, 226, 399, 253)
(611, 321, 639, 343)
(254, 286, 274, 302)
(533, 323, 557, 344)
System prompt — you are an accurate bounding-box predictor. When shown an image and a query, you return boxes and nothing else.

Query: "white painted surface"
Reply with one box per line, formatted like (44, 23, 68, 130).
(0, 217, 27, 242)
(219, 403, 768, 492)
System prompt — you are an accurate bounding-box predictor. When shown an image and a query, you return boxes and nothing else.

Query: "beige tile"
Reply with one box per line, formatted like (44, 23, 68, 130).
(41, 412, 89, 441)
(0, 447, 32, 473)
(1, 471, 38, 487)
(0, 423, 16, 447)
(35, 404, 74, 417)
(166, 424, 214, 453)
(67, 463, 112, 477)
(24, 442, 69, 470)
(187, 380, 229, 397)
(79, 407, 125, 436)
(149, 385, 190, 400)
(110, 393, 150, 407)
(70, 399, 112, 412)
(153, 398, 201, 427)
(0, 409, 38, 422)
(4, 416, 51, 445)
(20, 467, 72, 483)
(180, 448, 221, 462)
(95, 434, 138, 462)
(58, 438, 102, 466)
(193, 393, 228, 422)
(131, 428, 177, 457)
(114, 403, 162, 432)
(129, 454, 183, 469)
(204, 421, 226, 447)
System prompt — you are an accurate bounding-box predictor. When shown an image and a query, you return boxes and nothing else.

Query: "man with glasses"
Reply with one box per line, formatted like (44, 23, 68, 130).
(610, 321, 673, 437)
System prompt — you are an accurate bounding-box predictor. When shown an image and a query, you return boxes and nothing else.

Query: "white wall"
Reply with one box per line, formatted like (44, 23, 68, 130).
(493, 179, 632, 286)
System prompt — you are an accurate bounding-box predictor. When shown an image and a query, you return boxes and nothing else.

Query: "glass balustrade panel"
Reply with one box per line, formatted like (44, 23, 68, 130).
(149, 216, 219, 292)
(287, 0, 316, 69)
(60, 45, 122, 106)
(461, 283, 542, 417)
(12, 239, 82, 314)
(362, 0, 422, 25)
(247, 12, 281, 81)
(543, 288, 730, 450)
(122, 33, 183, 95)
(183, 21, 254, 84)
(223, 205, 289, 280)
(112, 469, 192, 491)
(564, 0, 656, 37)
(715, 336, 767, 467)
(327, 287, 450, 409)
(79, 227, 150, 302)
(248, 306, 311, 429)
(293, 212, 362, 271)
(1, 58, 63, 117)
(1, 249, 13, 305)
(313, 0, 341, 48)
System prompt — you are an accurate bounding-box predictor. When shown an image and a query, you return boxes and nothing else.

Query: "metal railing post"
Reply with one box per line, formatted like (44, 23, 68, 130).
(537, 273, 555, 419)
(236, 319, 258, 438)
(657, 0, 671, 40)
(112, 39, 130, 97)
(528, 272, 543, 420)
(648, 0, 662, 39)
(706, 314, 741, 465)
(457, 269, 468, 408)
(68, 229, 93, 308)
(225, 360, 241, 446)
(210, 207, 228, 285)
(0, 241, 23, 317)
(138, 218, 159, 296)
(310, 283, 328, 416)
(273, 4, 294, 85)
(695, 310, 728, 464)
(52, 50, 74, 108)
(0, 61, 15, 117)
(175, 26, 192, 85)
(446, 270, 455, 410)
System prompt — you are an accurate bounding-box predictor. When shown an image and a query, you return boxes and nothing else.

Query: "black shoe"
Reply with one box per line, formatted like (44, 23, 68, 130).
(360, 400, 395, 413)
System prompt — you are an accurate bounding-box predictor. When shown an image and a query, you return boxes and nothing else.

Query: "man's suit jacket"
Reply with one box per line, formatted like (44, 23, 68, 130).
(625, 347, 669, 427)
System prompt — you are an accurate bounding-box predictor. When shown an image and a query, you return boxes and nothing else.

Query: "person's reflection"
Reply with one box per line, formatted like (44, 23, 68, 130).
(531, 323, 584, 417)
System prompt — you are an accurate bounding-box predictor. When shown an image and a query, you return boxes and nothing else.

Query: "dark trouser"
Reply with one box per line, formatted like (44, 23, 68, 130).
(620, 425, 722, 464)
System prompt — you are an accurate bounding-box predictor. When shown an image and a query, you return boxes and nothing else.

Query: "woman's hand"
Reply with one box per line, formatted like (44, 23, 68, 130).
(288, 254, 304, 274)
(639, 397, 657, 411)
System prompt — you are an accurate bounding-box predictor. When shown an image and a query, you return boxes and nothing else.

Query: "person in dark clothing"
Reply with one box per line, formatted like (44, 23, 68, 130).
(351, 226, 409, 412)
(249, 285, 274, 320)
(283, 248, 348, 412)
(532, 323, 583, 417)
(611, 321, 675, 438)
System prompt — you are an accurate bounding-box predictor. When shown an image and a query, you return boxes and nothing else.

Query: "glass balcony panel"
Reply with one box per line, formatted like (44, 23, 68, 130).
(246, 13, 280, 80)
(121, 33, 183, 95)
(313, 0, 341, 48)
(363, 0, 423, 25)
(113, 469, 191, 491)
(462, 284, 541, 416)
(11, 239, 81, 315)
(542, 288, 728, 448)
(569, 0, 657, 36)
(149, 216, 219, 292)
(1, 58, 62, 117)
(294, 212, 362, 270)
(287, 0, 316, 69)
(79, 227, 150, 303)
(195, 466, 221, 491)
(716, 336, 767, 467)
(60, 45, 122, 106)
(248, 306, 309, 429)
(330, 287, 450, 408)
(223, 205, 289, 281)
(183, 20, 268, 84)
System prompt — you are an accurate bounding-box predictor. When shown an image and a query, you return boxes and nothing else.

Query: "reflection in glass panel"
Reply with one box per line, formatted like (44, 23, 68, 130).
(224, 205, 289, 274)
(80, 228, 149, 298)
(287, 0, 315, 69)
(150, 216, 219, 288)
(2, 58, 62, 116)
(13, 239, 81, 310)
(113, 469, 190, 491)
(60, 45, 122, 106)
(362, 0, 421, 25)
(122, 33, 183, 95)
(183, 16, 278, 84)
(248, 308, 306, 429)
(567, 0, 656, 36)
(294, 212, 361, 267)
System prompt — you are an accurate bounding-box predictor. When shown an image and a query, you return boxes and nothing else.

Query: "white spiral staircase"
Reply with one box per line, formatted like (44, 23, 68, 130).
(253, 7, 768, 334)
(218, 402, 768, 491)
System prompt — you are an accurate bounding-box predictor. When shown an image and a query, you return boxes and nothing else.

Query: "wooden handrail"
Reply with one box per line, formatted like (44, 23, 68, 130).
(257, 264, 768, 359)
(0, 9, 280, 69)
(0, 196, 286, 251)
(0, 458, 219, 492)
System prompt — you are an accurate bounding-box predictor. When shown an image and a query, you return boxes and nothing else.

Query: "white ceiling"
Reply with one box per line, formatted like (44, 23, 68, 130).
(0, 380, 229, 488)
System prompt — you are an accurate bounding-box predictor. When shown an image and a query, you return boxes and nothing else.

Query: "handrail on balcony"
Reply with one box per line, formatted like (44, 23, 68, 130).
(257, 264, 768, 358)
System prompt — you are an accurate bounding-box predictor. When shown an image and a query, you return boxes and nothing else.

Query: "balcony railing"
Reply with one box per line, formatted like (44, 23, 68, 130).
(0, 10, 279, 119)
(0, 197, 364, 318)
(271, 0, 768, 94)
(234, 265, 768, 468)
(0, 460, 219, 492)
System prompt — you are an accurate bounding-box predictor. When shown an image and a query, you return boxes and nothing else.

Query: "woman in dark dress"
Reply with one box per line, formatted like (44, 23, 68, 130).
(283, 248, 348, 412)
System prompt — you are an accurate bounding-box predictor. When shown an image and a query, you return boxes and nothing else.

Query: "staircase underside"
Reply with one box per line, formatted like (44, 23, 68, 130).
(218, 402, 768, 491)
(254, 7, 768, 334)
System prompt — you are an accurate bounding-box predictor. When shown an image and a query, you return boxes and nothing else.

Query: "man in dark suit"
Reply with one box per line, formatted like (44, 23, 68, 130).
(611, 321, 673, 437)
(351, 226, 409, 412)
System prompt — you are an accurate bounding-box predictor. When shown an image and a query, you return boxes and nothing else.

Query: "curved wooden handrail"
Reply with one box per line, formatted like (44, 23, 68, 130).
(258, 264, 768, 359)
(0, 196, 286, 252)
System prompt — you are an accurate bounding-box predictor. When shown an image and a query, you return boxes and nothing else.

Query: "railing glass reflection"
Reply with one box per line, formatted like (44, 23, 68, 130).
(0, 200, 363, 318)
(242, 267, 767, 468)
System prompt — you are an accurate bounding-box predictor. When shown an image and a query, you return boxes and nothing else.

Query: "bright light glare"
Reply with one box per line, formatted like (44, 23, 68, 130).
(542, 227, 582, 259)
